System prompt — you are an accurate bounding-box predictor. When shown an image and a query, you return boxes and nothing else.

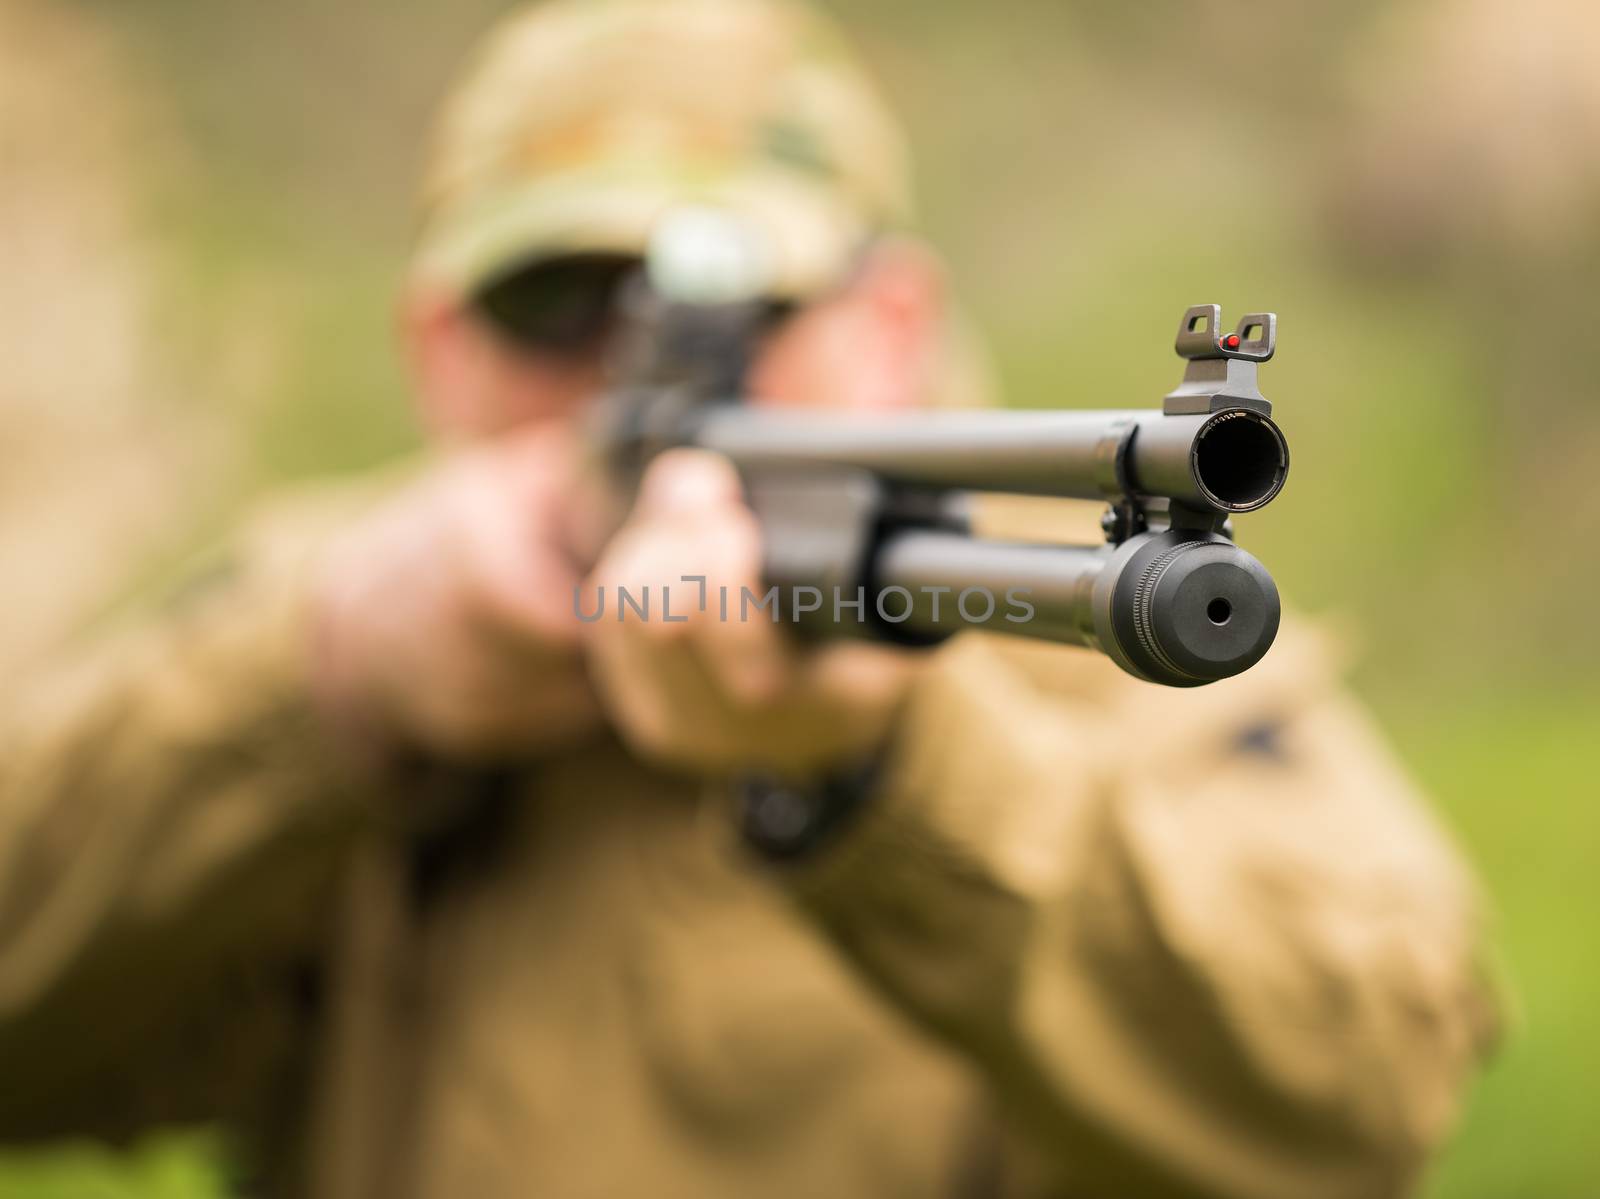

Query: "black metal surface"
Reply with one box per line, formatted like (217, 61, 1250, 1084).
(871, 528, 1280, 685)
(691, 404, 1288, 513)
(1096, 530, 1281, 686)
(600, 287, 1292, 688)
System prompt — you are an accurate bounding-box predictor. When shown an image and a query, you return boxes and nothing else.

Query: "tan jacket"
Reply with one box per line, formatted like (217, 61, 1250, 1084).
(0, 485, 1499, 1199)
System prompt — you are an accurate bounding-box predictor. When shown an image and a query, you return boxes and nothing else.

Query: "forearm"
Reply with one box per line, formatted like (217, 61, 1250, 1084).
(762, 630, 1500, 1199)
(0, 513, 365, 1128)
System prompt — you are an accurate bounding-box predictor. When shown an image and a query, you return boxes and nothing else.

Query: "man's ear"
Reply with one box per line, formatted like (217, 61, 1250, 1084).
(848, 236, 947, 410)
(399, 284, 489, 437)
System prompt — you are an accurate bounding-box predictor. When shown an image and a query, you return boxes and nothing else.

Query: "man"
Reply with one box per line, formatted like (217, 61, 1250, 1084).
(0, 1, 1498, 1197)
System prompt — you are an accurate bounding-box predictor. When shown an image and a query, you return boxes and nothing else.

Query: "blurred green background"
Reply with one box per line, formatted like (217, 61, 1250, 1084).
(1, 0, 1595, 1195)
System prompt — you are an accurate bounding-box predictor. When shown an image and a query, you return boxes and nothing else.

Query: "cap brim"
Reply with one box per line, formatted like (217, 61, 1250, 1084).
(412, 163, 871, 301)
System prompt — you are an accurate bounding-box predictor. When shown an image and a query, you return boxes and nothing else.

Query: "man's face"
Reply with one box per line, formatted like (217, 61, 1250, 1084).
(403, 241, 942, 441)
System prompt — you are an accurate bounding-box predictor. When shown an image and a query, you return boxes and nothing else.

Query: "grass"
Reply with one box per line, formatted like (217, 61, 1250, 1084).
(1394, 697, 1600, 1198)
(0, 1133, 228, 1199)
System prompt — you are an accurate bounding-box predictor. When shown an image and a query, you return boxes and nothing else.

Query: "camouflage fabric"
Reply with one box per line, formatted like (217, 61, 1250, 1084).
(0, 478, 1500, 1199)
(412, 0, 911, 299)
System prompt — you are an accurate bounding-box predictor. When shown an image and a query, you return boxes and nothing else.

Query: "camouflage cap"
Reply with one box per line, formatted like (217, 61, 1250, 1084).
(412, 0, 913, 301)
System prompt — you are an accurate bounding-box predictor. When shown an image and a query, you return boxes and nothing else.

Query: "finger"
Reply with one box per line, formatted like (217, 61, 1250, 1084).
(452, 467, 585, 643)
(585, 567, 735, 768)
(594, 455, 792, 708)
(634, 448, 744, 519)
(611, 491, 790, 705)
(683, 507, 791, 706)
(584, 513, 778, 759)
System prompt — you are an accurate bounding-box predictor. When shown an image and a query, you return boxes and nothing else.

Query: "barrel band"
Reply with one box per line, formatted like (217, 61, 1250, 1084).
(1092, 419, 1137, 500)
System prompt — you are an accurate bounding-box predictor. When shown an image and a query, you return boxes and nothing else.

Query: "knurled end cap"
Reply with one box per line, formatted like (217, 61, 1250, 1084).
(1106, 532, 1281, 686)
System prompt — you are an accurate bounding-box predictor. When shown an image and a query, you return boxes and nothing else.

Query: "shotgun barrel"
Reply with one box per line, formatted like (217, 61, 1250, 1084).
(689, 404, 1289, 513)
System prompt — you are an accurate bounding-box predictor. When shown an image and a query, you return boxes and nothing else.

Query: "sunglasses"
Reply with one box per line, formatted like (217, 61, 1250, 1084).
(473, 253, 640, 355)
(474, 253, 801, 361)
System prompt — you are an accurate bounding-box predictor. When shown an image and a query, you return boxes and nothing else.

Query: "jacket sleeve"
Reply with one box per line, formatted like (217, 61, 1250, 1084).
(778, 626, 1501, 1199)
(0, 501, 369, 1138)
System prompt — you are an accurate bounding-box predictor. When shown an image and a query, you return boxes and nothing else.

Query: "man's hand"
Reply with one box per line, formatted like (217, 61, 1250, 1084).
(313, 424, 602, 759)
(582, 450, 919, 777)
